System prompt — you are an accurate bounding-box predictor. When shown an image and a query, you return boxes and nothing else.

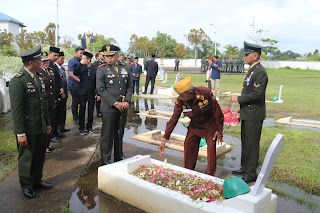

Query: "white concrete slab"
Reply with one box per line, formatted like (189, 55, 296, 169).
(98, 155, 277, 213)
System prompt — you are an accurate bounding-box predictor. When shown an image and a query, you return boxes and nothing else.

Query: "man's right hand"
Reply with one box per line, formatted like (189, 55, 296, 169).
(115, 102, 123, 111)
(17, 136, 28, 146)
(158, 138, 167, 157)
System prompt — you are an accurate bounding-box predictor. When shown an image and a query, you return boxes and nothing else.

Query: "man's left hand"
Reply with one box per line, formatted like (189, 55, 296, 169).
(59, 88, 64, 94)
(96, 96, 101, 101)
(213, 131, 223, 145)
(122, 101, 129, 109)
(231, 95, 238, 103)
(47, 126, 52, 134)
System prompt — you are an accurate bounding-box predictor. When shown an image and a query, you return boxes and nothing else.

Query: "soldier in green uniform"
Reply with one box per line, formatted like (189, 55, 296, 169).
(231, 42, 268, 183)
(96, 44, 133, 165)
(9, 45, 53, 198)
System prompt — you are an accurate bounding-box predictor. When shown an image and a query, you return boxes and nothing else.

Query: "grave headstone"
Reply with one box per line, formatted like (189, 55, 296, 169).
(250, 134, 284, 196)
(164, 72, 168, 82)
(175, 73, 180, 83)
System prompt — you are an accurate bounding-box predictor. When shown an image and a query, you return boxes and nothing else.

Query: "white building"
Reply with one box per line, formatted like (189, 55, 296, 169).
(0, 11, 25, 50)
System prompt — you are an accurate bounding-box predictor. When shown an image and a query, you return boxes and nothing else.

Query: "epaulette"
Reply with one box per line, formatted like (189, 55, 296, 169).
(15, 71, 24, 78)
(98, 63, 106, 68)
(48, 67, 54, 70)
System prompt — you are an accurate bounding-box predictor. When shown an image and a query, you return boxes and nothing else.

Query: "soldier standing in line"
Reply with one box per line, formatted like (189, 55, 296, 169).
(96, 45, 133, 165)
(38, 52, 59, 153)
(55, 52, 70, 133)
(93, 51, 105, 117)
(231, 42, 268, 183)
(48, 46, 65, 142)
(9, 45, 53, 198)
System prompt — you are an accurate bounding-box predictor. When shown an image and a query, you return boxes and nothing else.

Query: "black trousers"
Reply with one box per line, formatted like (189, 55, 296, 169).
(132, 80, 140, 94)
(144, 77, 155, 93)
(96, 99, 101, 115)
(240, 120, 263, 179)
(47, 105, 54, 148)
(174, 64, 179, 71)
(70, 88, 81, 121)
(100, 110, 127, 164)
(57, 98, 67, 130)
(79, 93, 95, 130)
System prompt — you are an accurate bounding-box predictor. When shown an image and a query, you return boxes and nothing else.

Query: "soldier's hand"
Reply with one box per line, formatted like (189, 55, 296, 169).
(17, 136, 28, 146)
(158, 138, 167, 157)
(115, 102, 123, 111)
(122, 101, 129, 109)
(213, 131, 223, 145)
(47, 126, 52, 134)
(59, 88, 64, 94)
(231, 95, 238, 102)
(96, 96, 101, 101)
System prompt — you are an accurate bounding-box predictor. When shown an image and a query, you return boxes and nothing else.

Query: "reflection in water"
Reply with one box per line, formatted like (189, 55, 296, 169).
(144, 99, 157, 130)
(127, 99, 142, 134)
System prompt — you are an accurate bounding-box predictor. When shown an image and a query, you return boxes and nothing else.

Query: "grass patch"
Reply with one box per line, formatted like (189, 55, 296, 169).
(146, 68, 320, 119)
(0, 129, 18, 181)
(225, 125, 320, 195)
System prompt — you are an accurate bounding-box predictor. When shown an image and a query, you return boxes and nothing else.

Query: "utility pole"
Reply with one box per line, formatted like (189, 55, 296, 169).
(56, 0, 59, 46)
(251, 17, 255, 43)
(210, 24, 216, 55)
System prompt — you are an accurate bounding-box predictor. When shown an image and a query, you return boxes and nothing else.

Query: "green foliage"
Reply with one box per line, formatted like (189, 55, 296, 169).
(87, 34, 117, 54)
(45, 23, 56, 46)
(174, 43, 188, 58)
(0, 29, 17, 56)
(223, 45, 240, 58)
(0, 55, 23, 74)
(0, 129, 18, 181)
(198, 38, 220, 58)
(186, 28, 208, 64)
(154, 31, 178, 58)
(271, 50, 301, 60)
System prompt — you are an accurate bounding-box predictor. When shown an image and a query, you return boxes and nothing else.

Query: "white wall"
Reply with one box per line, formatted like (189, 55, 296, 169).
(147, 58, 320, 70)
(0, 21, 21, 50)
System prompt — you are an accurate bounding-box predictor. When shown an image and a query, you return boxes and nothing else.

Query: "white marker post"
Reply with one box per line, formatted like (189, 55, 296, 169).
(175, 73, 180, 83)
(275, 85, 284, 103)
(250, 134, 284, 196)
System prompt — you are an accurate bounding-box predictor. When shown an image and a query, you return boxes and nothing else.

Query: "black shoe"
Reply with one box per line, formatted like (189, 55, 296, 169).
(46, 147, 55, 153)
(242, 176, 256, 184)
(79, 129, 88, 135)
(36, 181, 53, 189)
(60, 128, 70, 132)
(114, 156, 126, 162)
(73, 119, 79, 125)
(87, 128, 95, 133)
(23, 189, 35, 198)
(97, 113, 102, 117)
(51, 137, 61, 143)
(101, 160, 111, 166)
(142, 92, 147, 94)
(150, 92, 153, 94)
(57, 133, 65, 138)
(232, 169, 245, 175)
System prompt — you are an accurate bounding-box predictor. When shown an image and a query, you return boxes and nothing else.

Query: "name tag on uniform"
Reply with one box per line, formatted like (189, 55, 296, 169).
(41, 84, 45, 89)
(246, 77, 250, 86)
(183, 109, 192, 112)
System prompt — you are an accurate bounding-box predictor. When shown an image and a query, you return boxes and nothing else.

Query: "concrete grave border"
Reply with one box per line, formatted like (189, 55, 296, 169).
(98, 155, 277, 213)
(138, 110, 191, 124)
(132, 130, 232, 157)
(276, 117, 320, 129)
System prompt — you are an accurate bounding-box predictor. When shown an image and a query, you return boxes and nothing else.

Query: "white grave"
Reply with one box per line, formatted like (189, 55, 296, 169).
(0, 77, 11, 113)
(274, 85, 284, 103)
(175, 72, 180, 83)
(98, 155, 277, 213)
(162, 72, 168, 83)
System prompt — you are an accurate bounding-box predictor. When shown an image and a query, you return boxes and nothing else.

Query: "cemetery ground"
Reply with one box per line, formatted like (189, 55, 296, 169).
(0, 67, 319, 212)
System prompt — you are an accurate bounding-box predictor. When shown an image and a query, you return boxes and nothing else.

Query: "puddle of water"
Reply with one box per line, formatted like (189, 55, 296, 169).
(68, 97, 319, 213)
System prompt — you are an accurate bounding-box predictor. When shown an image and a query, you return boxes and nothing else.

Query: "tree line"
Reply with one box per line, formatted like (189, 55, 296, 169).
(0, 23, 318, 61)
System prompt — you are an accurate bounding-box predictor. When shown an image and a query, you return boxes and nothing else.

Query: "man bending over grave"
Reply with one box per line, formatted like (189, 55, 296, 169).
(158, 77, 224, 176)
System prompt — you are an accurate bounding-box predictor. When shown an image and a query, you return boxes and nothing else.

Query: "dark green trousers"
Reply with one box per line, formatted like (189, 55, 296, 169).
(17, 133, 47, 190)
(240, 120, 263, 179)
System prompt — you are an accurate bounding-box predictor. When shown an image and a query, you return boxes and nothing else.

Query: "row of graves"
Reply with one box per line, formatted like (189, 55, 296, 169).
(97, 73, 286, 212)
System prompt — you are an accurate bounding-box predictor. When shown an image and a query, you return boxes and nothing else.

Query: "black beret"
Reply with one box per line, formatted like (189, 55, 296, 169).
(151, 54, 156, 58)
(59, 51, 64, 57)
(49, 46, 60, 53)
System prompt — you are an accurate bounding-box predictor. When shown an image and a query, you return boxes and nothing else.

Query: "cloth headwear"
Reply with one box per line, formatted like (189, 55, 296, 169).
(243, 41, 264, 56)
(49, 46, 60, 53)
(83, 51, 93, 59)
(18, 45, 42, 60)
(41, 51, 49, 61)
(59, 51, 64, 57)
(134, 57, 138, 59)
(173, 76, 193, 94)
(151, 54, 156, 58)
(101, 44, 120, 56)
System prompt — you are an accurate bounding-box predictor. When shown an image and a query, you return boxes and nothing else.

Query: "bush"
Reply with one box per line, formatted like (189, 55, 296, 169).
(0, 55, 23, 76)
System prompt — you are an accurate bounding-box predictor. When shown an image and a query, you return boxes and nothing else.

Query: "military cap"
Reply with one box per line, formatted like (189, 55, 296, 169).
(41, 52, 49, 61)
(17, 45, 42, 60)
(50, 46, 60, 53)
(83, 51, 93, 59)
(101, 44, 120, 56)
(59, 51, 64, 57)
(173, 76, 193, 94)
(243, 41, 264, 56)
(151, 54, 156, 58)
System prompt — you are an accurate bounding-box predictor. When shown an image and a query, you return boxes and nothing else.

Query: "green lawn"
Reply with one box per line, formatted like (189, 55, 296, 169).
(144, 68, 320, 119)
(0, 130, 17, 181)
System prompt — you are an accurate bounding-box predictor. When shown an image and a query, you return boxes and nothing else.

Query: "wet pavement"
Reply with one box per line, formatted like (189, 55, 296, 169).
(68, 97, 319, 213)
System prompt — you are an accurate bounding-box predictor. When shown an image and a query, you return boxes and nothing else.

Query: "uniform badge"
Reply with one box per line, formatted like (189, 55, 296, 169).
(125, 80, 127, 83)
(109, 80, 113, 84)
(253, 83, 260, 88)
(27, 82, 32, 85)
(112, 74, 115, 78)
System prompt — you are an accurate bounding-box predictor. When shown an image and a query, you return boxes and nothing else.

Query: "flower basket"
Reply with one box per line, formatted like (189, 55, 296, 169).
(222, 100, 240, 126)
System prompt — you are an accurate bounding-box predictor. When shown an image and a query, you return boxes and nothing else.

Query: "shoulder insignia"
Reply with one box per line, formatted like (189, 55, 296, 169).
(98, 63, 106, 68)
(48, 67, 54, 70)
(175, 100, 179, 105)
(15, 71, 24, 78)
(253, 83, 260, 88)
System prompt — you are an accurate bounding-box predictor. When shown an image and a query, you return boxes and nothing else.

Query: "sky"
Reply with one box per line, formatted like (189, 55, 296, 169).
(1, 0, 320, 55)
